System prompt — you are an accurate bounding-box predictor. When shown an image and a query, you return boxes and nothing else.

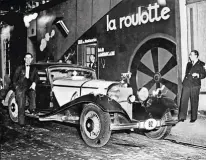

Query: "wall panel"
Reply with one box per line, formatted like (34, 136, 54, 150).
(197, 2, 206, 91)
(77, 0, 93, 38)
(187, 1, 206, 91)
(110, 0, 122, 8)
(35, 0, 122, 61)
(92, 0, 110, 25)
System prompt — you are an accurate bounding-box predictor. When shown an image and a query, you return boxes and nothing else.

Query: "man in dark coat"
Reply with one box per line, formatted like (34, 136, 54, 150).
(13, 53, 39, 125)
(178, 50, 206, 123)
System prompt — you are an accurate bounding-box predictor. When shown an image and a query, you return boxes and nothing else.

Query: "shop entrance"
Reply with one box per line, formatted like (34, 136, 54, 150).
(130, 38, 177, 101)
(77, 42, 98, 78)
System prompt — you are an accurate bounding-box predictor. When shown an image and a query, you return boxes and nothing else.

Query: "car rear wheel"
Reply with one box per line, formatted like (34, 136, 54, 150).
(144, 111, 172, 139)
(8, 93, 19, 123)
(80, 103, 111, 147)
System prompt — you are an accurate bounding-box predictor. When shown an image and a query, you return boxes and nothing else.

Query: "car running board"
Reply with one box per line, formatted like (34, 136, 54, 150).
(38, 114, 79, 122)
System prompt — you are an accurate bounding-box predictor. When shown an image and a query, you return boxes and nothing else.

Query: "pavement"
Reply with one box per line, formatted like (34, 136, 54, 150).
(1, 104, 206, 149)
(1, 106, 206, 159)
(168, 112, 206, 147)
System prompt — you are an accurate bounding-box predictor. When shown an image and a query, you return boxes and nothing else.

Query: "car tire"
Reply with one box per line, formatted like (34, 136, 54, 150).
(80, 103, 111, 147)
(8, 93, 19, 123)
(144, 111, 172, 139)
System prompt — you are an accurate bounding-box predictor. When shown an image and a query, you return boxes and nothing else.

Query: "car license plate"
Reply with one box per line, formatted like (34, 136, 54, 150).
(144, 118, 157, 130)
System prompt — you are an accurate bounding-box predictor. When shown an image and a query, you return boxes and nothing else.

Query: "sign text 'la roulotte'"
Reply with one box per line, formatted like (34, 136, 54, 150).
(107, 3, 170, 31)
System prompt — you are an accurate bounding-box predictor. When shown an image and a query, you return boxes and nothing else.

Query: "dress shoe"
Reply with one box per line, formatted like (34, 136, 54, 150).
(190, 119, 196, 123)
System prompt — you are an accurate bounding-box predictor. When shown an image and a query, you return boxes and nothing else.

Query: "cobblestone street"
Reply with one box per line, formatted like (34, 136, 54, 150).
(1, 111, 206, 160)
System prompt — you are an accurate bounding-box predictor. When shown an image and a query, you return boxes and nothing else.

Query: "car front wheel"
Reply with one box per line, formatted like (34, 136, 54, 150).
(144, 111, 172, 139)
(80, 103, 111, 147)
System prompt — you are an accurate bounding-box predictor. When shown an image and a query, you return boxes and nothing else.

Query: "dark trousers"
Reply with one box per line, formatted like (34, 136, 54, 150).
(16, 87, 36, 125)
(178, 86, 200, 121)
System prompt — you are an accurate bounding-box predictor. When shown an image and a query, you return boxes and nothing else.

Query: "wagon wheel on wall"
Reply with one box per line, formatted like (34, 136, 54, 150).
(130, 38, 178, 101)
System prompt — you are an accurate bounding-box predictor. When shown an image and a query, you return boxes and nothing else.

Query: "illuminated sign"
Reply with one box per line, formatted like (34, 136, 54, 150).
(107, 3, 170, 31)
(98, 51, 115, 57)
(98, 47, 115, 57)
(98, 48, 104, 52)
(78, 38, 97, 44)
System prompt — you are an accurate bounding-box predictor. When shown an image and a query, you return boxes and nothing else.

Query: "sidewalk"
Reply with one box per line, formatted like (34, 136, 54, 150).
(168, 113, 206, 147)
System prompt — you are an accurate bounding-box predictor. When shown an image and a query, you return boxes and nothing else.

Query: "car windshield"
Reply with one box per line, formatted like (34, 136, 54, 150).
(49, 67, 96, 81)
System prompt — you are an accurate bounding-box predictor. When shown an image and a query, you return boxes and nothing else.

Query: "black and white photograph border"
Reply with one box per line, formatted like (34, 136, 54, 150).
(0, 0, 206, 159)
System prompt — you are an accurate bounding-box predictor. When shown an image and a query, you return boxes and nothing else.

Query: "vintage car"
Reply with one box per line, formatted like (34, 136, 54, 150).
(2, 62, 178, 147)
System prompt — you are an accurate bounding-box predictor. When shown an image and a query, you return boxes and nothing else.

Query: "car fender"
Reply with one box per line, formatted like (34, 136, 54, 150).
(146, 96, 178, 119)
(160, 97, 178, 110)
(2, 90, 14, 106)
(39, 94, 131, 121)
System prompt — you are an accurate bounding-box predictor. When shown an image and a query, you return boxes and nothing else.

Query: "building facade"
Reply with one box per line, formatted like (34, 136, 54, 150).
(71, 0, 180, 102)
(1, 0, 205, 110)
(179, 0, 206, 110)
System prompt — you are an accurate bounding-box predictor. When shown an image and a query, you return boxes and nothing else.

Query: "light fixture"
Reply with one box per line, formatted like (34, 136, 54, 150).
(157, 0, 166, 6)
(23, 12, 38, 28)
(54, 17, 69, 37)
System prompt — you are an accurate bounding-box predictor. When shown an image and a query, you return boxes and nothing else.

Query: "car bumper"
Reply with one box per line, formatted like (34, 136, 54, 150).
(110, 118, 178, 131)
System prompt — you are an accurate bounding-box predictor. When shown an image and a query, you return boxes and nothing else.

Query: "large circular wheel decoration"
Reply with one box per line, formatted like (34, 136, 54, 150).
(130, 38, 177, 101)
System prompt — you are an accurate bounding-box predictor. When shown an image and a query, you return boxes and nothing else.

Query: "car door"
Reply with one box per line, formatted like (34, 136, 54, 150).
(36, 69, 52, 111)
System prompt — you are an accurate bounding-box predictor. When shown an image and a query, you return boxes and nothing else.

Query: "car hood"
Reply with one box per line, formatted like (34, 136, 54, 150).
(52, 78, 133, 107)
(53, 78, 117, 90)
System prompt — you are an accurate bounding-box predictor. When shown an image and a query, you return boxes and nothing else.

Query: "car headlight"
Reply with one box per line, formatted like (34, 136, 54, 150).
(137, 87, 149, 101)
(107, 84, 120, 101)
(128, 95, 136, 103)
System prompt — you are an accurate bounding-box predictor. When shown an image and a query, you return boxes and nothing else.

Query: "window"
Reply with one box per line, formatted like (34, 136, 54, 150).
(49, 67, 96, 81)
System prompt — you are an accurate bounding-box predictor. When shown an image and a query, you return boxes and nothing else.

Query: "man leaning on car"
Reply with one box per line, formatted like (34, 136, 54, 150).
(12, 53, 39, 126)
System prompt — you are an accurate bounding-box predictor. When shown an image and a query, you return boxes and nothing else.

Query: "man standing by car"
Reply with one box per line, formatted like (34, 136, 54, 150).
(13, 53, 39, 126)
(178, 50, 206, 123)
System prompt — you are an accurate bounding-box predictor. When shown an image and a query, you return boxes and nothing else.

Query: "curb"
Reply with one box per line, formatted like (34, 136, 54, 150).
(198, 110, 206, 116)
(197, 111, 206, 119)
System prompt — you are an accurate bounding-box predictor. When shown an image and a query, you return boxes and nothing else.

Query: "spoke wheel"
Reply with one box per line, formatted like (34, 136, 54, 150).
(144, 112, 172, 139)
(84, 110, 101, 139)
(80, 103, 111, 147)
(131, 38, 177, 101)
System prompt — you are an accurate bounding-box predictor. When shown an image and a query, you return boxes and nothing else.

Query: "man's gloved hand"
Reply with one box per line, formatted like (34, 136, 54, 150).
(30, 82, 36, 90)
